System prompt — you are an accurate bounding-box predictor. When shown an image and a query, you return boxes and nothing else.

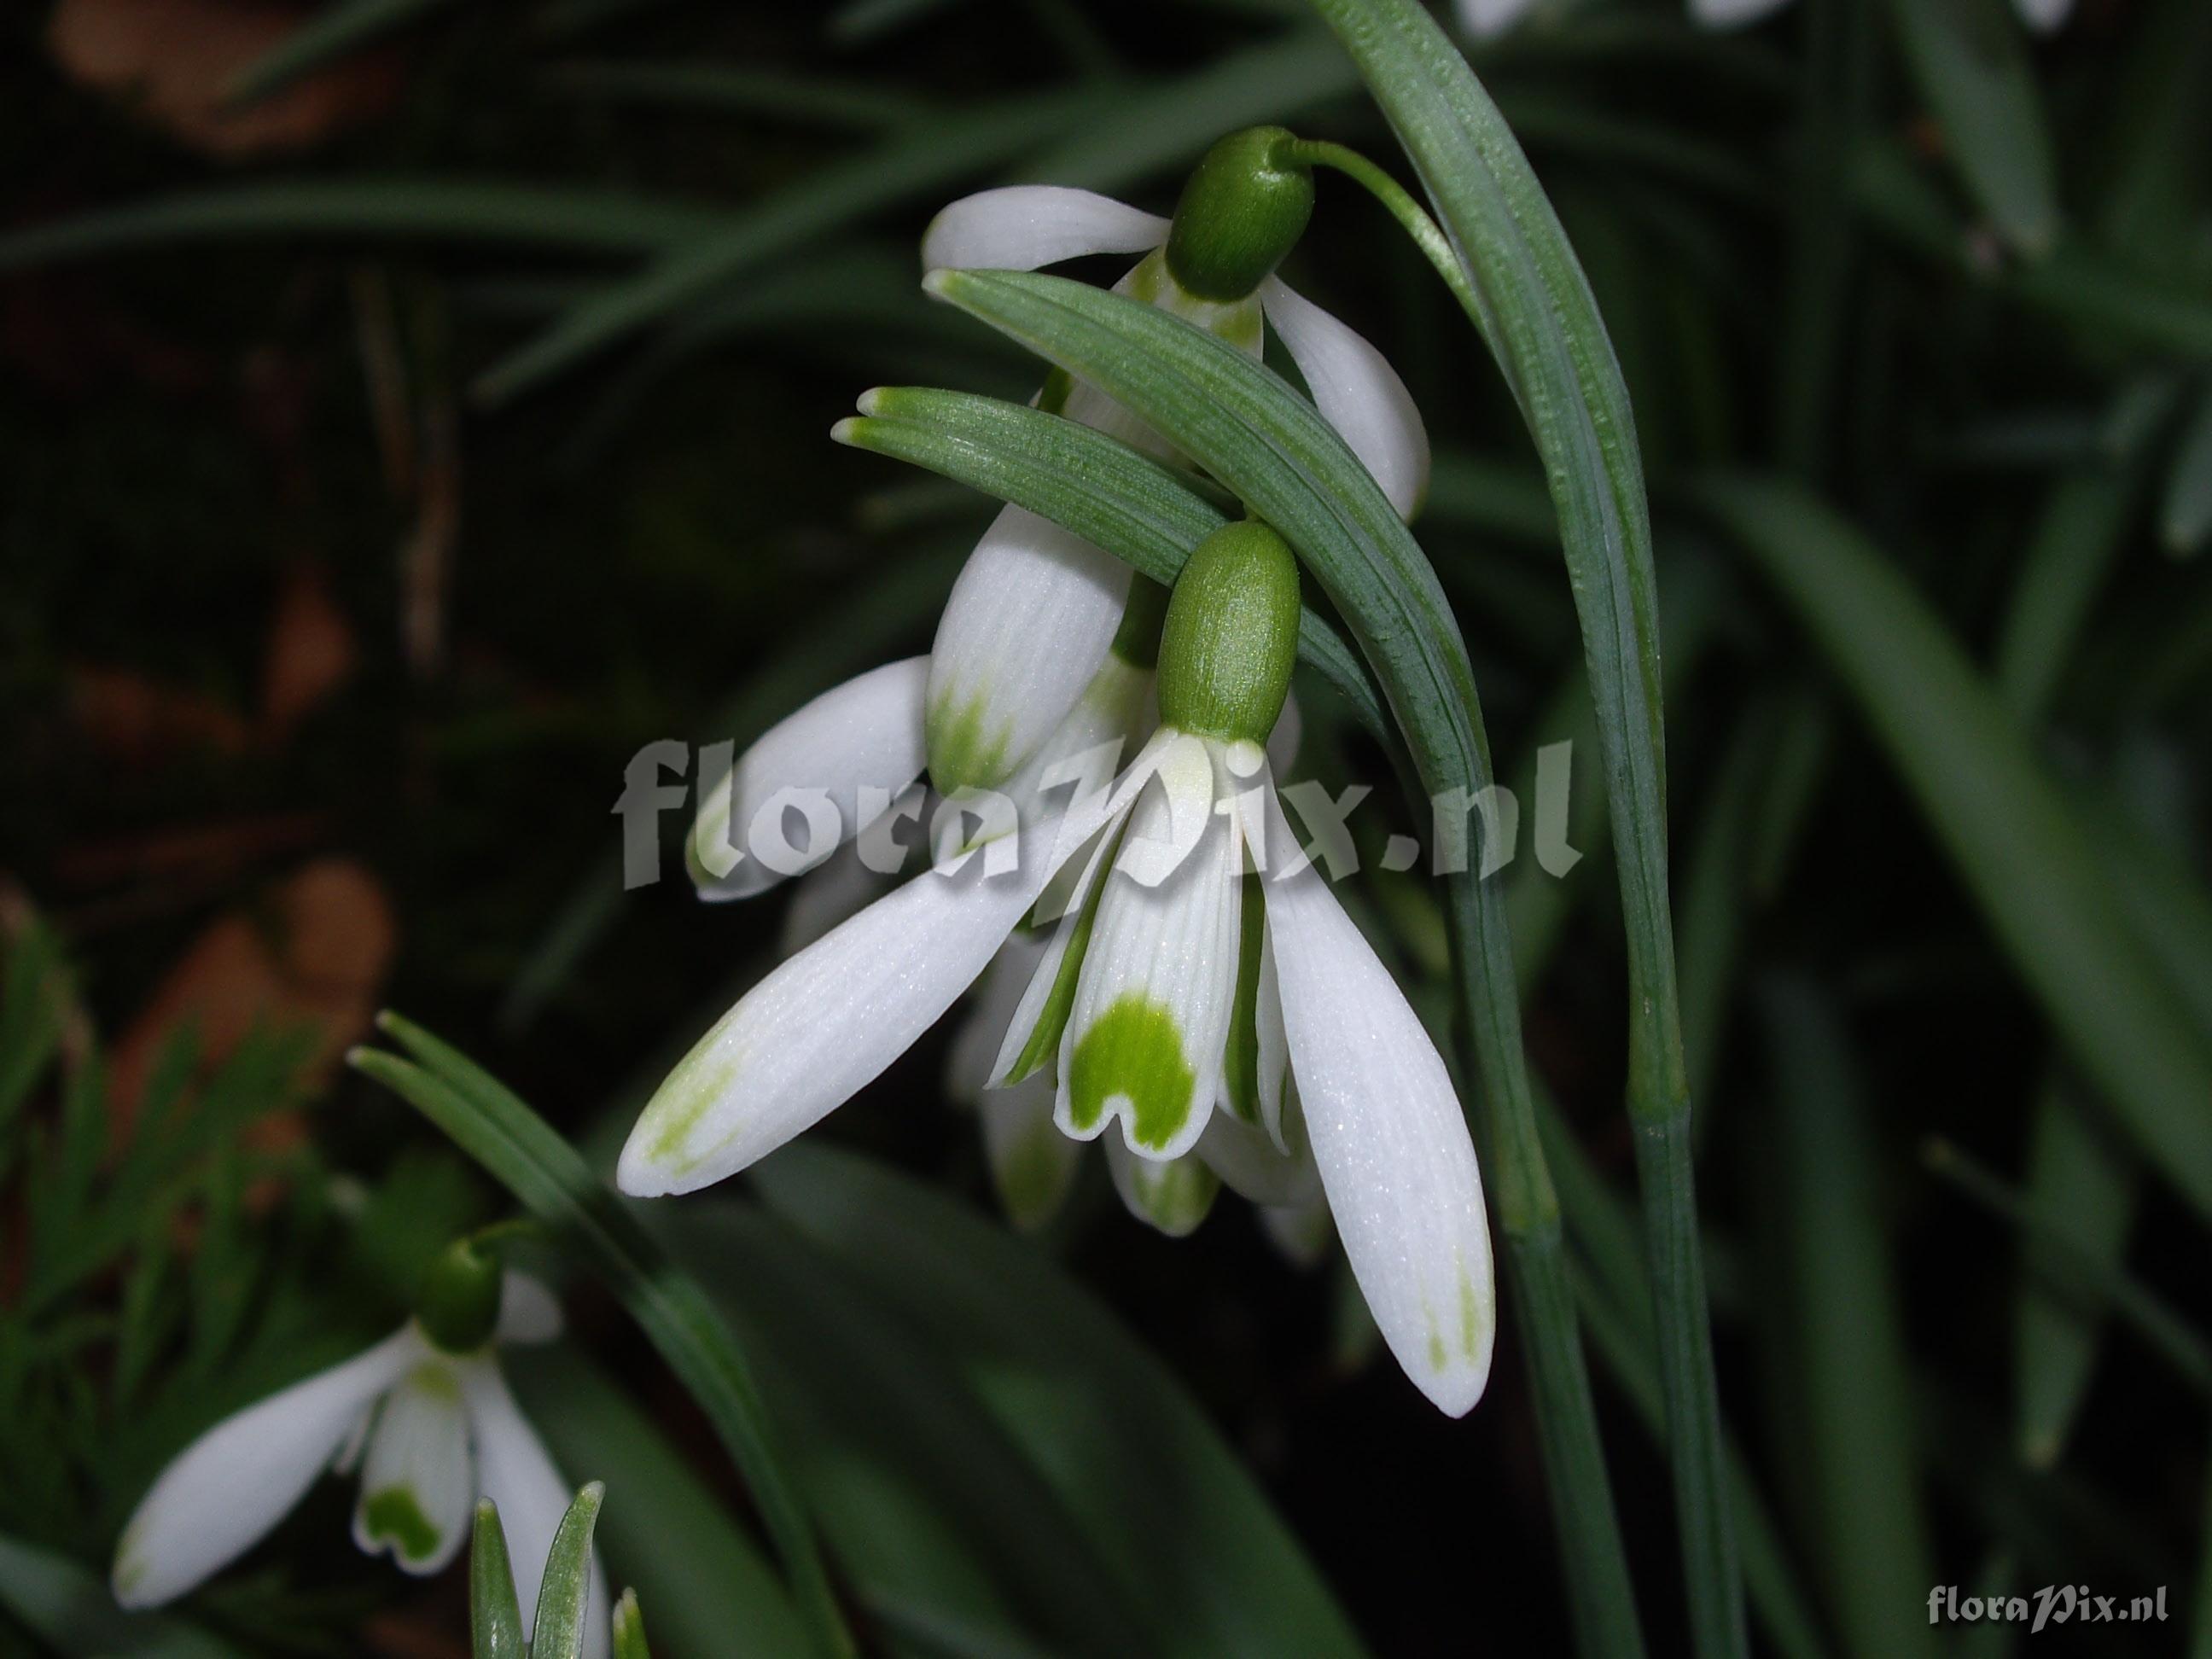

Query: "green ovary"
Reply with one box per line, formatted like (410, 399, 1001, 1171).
(926, 689, 1013, 794)
(1069, 995, 1196, 1151)
(361, 1487, 442, 1563)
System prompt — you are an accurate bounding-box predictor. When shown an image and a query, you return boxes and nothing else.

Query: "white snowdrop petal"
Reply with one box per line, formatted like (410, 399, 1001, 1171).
(113, 1330, 420, 1607)
(926, 505, 1132, 794)
(1262, 790, 1495, 1416)
(947, 931, 1051, 1104)
(1260, 278, 1431, 521)
(352, 1360, 474, 1575)
(2012, 0, 2069, 30)
(1104, 1134, 1220, 1237)
(978, 1073, 1082, 1231)
(922, 186, 1167, 273)
(778, 838, 906, 957)
(464, 1361, 608, 1658)
(622, 789, 1121, 1196)
(690, 657, 928, 900)
(1056, 740, 1240, 1161)
(495, 1274, 563, 1347)
(1196, 1104, 1318, 1208)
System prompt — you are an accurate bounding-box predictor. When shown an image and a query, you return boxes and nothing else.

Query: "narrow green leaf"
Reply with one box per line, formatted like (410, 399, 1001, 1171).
(1848, 140, 2212, 359)
(472, 90, 1110, 405)
(538, 61, 937, 130)
(0, 1530, 243, 1659)
(1572, 1280, 1830, 1659)
(1700, 478, 2212, 1217)
(923, 262, 1642, 1656)
(511, 1345, 806, 1659)
(1883, 0, 2059, 255)
(530, 1482, 606, 1659)
(349, 1021, 853, 1658)
(1927, 1138, 2212, 1398)
(1763, 978, 1937, 1659)
(750, 1143, 1372, 1659)
(0, 183, 732, 273)
(834, 387, 1393, 742)
(1994, 466, 2140, 722)
(1301, 5, 1731, 1649)
(230, 0, 452, 100)
(2013, 1076, 2138, 1469)
(672, 1203, 1158, 1658)
(1019, 30, 1354, 191)
(2163, 383, 2212, 556)
(472, 1500, 527, 1659)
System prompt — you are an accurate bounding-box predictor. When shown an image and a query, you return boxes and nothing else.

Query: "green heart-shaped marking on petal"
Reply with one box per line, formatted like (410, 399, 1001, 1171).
(1069, 993, 1196, 1151)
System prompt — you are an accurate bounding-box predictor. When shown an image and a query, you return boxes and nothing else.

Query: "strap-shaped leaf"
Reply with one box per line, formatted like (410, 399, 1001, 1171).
(531, 1483, 607, 1659)
(835, 387, 1393, 742)
(1299, 6, 1734, 1650)
(471, 1500, 527, 1659)
(1882, 0, 2059, 257)
(1698, 477, 2212, 1218)
(350, 1017, 853, 1659)
(920, 264, 1640, 1658)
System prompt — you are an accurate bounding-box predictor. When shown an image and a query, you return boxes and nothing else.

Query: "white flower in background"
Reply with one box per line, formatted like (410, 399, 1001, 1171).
(624, 522, 1494, 1416)
(1458, 0, 2069, 36)
(112, 1259, 608, 1658)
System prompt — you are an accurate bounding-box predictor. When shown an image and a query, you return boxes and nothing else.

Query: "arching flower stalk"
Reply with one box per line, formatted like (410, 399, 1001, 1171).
(684, 125, 1429, 903)
(112, 1246, 608, 1656)
(624, 522, 1495, 1416)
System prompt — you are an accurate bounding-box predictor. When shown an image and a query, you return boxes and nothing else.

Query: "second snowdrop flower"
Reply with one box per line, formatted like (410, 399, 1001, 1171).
(917, 125, 1430, 799)
(112, 1243, 608, 1658)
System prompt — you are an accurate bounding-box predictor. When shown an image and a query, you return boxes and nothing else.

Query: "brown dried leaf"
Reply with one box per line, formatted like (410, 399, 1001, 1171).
(110, 856, 397, 1134)
(47, 0, 398, 160)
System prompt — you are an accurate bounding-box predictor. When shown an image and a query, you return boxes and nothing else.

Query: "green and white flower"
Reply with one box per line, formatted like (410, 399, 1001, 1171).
(624, 521, 1493, 1416)
(1459, 0, 2068, 37)
(112, 1263, 606, 1656)
(916, 126, 1430, 799)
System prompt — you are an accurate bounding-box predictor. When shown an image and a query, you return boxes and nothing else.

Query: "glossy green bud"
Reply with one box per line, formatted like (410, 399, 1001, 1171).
(1164, 127, 1313, 303)
(416, 1236, 502, 1354)
(1157, 521, 1301, 744)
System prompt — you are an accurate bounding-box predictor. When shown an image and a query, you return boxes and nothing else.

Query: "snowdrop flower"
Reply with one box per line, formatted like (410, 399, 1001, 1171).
(1458, 0, 2069, 35)
(916, 125, 1429, 800)
(624, 521, 1493, 1415)
(684, 127, 1426, 900)
(113, 1246, 608, 1656)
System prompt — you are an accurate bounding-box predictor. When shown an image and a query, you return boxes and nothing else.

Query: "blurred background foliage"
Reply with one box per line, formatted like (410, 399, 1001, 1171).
(2, 0, 2210, 1652)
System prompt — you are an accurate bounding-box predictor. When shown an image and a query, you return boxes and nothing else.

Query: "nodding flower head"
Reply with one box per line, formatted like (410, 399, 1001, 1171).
(907, 134, 1429, 800)
(623, 520, 1494, 1417)
(112, 1268, 608, 1656)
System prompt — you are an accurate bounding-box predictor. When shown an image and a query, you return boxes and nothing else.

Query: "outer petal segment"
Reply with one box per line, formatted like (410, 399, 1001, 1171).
(114, 1329, 419, 1607)
(923, 185, 1168, 274)
(623, 790, 1120, 1195)
(925, 506, 1131, 794)
(1261, 790, 1495, 1416)
(1260, 278, 1431, 521)
(690, 657, 928, 900)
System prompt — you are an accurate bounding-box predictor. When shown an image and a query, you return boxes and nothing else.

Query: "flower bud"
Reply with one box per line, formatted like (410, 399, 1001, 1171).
(416, 1237, 502, 1354)
(1157, 521, 1301, 744)
(1164, 127, 1314, 302)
